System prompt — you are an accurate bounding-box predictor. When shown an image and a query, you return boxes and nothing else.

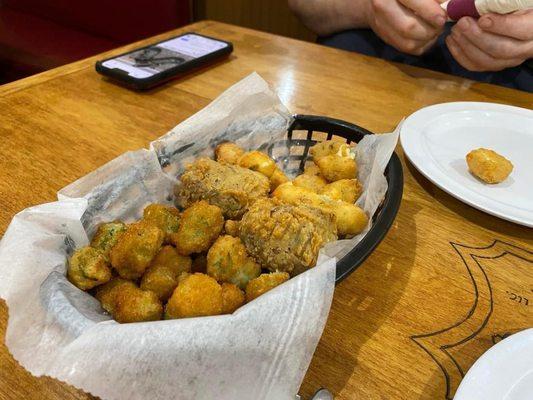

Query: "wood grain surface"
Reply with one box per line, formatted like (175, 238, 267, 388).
(0, 20, 532, 400)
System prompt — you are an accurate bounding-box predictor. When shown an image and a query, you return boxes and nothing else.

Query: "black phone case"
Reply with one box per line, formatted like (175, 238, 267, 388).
(95, 32, 233, 90)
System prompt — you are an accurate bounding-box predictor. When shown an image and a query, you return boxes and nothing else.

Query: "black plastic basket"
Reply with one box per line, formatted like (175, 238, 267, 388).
(260, 114, 403, 283)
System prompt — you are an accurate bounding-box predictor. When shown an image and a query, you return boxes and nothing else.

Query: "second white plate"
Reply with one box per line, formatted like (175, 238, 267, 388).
(400, 102, 533, 227)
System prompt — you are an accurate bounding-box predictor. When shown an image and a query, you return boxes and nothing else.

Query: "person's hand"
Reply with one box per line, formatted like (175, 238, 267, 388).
(364, 0, 447, 55)
(446, 10, 533, 72)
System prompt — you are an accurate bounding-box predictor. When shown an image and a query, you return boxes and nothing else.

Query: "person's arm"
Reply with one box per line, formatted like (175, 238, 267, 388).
(289, 0, 447, 55)
(446, 10, 533, 71)
(288, 0, 368, 36)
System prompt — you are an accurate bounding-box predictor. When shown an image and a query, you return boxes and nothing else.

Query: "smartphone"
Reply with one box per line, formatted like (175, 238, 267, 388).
(95, 33, 233, 90)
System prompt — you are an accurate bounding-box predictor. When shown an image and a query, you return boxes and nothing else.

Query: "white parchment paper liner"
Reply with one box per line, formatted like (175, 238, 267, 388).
(0, 73, 399, 400)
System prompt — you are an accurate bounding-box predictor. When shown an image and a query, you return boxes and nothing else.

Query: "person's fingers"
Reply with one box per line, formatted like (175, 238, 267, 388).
(455, 17, 532, 60)
(449, 28, 524, 71)
(446, 35, 480, 71)
(478, 10, 533, 41)
(371, 0, 442, 41)
(398, 0, 447, 27)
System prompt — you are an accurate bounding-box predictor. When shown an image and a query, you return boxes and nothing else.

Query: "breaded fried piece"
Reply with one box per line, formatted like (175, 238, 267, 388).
(293, 174, 328, 193)
(269, 167, 289, 191)
(170, 201, 224, 256)
(215, 142, 245, 165)
(245, 272, 290, 302)
(224, 220, 240, 237)
(315, 154, 357, 182)
(68, 246, 112, 290)
(207, 235, 261, 289)
(110, 221, 164, 280)
(95, 278, 137, 314)
(221, 283, 245, 314)
(466, 148, 513, 184)
(239, 198, 337, 276)
(238, 151, 277, 178)
(143, 204, 180, 243)
(140, 246, 192, 301)
(176, 158, 270, 219)
(273, 182, 368, 236)
(303, 164, 321, 176)
(310, 140, 353, 158)
(320, 179, 363, 203)
(90, 221, 126, 256)
(165, 273, 223, 319)
(113, 285, 163, 323)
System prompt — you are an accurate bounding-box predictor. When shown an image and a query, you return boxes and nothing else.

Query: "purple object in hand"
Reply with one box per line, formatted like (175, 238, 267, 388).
(447, 0, 481, 20)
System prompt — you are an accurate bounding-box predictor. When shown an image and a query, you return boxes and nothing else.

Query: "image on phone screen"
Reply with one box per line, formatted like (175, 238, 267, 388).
(101, 33, 229, 79)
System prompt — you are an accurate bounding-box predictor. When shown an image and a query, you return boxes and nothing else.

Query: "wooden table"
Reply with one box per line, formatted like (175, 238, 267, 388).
(0, 20, 532, 400)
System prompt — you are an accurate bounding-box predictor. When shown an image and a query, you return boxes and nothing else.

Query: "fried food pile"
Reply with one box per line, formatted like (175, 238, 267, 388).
(67, 139, 368, 323)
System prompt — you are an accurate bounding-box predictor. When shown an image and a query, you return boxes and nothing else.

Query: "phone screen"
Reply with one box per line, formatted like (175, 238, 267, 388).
(101, 33, 229, 79)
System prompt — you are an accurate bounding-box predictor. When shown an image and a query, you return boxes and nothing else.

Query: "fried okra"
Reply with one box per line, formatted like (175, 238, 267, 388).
(90, 221, 126, 256)
(215, 142, 245, 165)
(165, 273, 223, 319)
(320, 179, 363, 203)
(67, 246, 112, 290)
(238, 151, 276, 178)
(95, 278, 137, 314)
(245, 272, 290, 302)
(466, 148, 513, 184)
(221, 283, 245, 314)
(109, 221, 164, 280)
(315, 154, 357, 182)
(113, 285, 163, 323)
(140, 246, 192, 301)
(303, 164, 321, 176)
(170, 201, 224, 256)
(224, 220, 240, 237)
(293, 174, 328, 193)
(207, 235, 261, 289)
(142, 204, 180, 243)
(269, 167, 289, 191)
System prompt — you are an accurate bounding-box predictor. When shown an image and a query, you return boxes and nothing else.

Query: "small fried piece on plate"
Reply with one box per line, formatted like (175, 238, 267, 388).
(143, 204, 180, 243)
(90, 221, 126, 256)
(293, 174, 328, 193)
(110, 221, 164, 280)
(320, 179, 363, 203)
(68, 246, 112, 290)
(165, 273, 223, 319)
(140, 245, 192, 301)
(215, 142, 245, 165)
(207, 235, 261, 289)
(466, 148, 513, 184)
(170, 201, 224, 256)
(245, 272, 290, 302)
(221, 283, 245, 314)
(238, 151, 277, 178)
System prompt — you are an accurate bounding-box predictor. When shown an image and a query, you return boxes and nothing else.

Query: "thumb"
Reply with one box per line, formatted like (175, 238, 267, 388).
(478, 10, 533, 40)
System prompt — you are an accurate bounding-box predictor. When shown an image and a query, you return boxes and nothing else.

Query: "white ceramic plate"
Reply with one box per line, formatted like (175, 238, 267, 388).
(401, 102, 533, 227)
(454, 329, 533, 400)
